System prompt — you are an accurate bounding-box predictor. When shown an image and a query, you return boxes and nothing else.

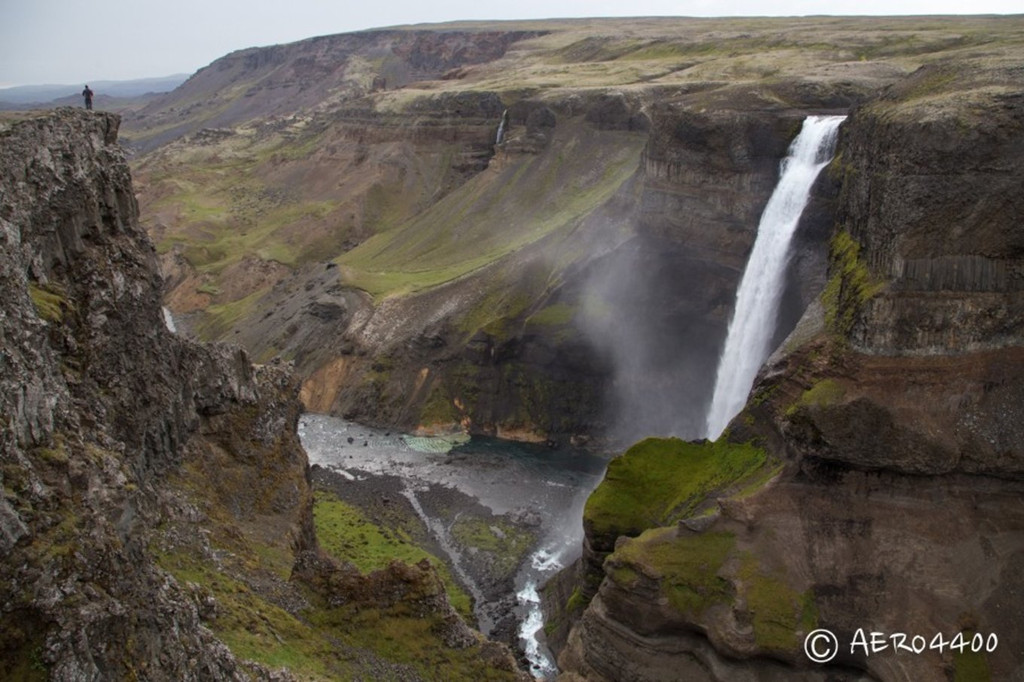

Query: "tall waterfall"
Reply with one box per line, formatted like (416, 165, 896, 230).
(705, 115, 845, 440)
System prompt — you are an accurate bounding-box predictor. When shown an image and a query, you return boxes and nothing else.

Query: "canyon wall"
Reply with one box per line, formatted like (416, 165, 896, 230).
(0, 108, 311, 679)
(551, 53, 1024, 682)
(128, 17, 960, 443)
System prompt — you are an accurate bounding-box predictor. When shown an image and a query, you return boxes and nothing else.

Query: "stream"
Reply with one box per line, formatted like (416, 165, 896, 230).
(298, 414, 608, 678)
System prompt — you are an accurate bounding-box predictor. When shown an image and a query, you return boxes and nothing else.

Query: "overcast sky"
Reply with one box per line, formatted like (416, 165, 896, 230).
(1, 0, 1020, 87)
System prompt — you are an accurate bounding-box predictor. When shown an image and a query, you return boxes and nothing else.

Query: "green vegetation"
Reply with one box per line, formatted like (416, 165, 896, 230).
(194, 286, 270, 341)
(305, 605, 518, 681)
(786, 378, 846, 416)
(313, 490, 473, 618)
(608, 533, 817, 649)
(822, 229, 884, 337)
(156, 548, 335, 678)
(565, 585, 588, 613)
(612, 527, 735, 616)
(155, 513, 517, 680)
(584, 437, 769, 542)
(451, 516, 535, 578)
(526, 302, 575, 327)
(154, 184, 340, 275)
(954, 644, 992, 682)
(0, 630, 48, 682)
(337, 125, 645, 299)
(456, 285, 534, 337)
(28, 282, 69, 323)
(739, 553, 817, 651)
(607, 565, 640, 590)
(418, 383, 459, 426)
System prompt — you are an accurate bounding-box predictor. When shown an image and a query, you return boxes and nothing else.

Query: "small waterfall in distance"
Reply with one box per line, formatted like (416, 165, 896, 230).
(705, 115, 846, 441)
(495, 109, 509, 145)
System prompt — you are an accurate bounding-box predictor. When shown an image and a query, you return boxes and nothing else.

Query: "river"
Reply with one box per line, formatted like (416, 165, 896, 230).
(298, 413, 608, 678)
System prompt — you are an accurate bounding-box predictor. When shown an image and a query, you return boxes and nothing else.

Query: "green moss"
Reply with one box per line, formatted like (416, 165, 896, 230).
(613, 527, 735, 616)
(197, 283, 221, 296)
(313, 491, 473, 618)
(608, 565, 640, 589)
(0, 635, 48, 682)
(419, 383, 459, 425)
(456, 287, 533, 337)
(155, 547, 338, 679)
(786, 379, 846, 416)
(822, 229, 884, 337)
(307, 606, 520, 681)
(157, 533, 522, 680)
(584, 437, 769, 542)
(451, 516, 535, 578)
(749, 383, 778, 407)
(526, 302, 575, 327)
(37, 445, 68, 466)
(338, 125, 645, 300)
(739, 554, 817, 651)
(954, 645, 992, 682)
(28, 283, 69, 323)
(565, 586, 588, 613)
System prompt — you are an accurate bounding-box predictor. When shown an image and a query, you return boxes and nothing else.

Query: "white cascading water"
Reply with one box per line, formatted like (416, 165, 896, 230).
(495, 109, 508, 145)
(705, 115, 846, 440)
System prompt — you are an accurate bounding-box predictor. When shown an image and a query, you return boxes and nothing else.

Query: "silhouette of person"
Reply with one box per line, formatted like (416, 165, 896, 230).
(82, 85, 93, 110)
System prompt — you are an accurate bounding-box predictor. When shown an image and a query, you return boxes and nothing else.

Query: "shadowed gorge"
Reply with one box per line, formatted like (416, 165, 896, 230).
(2, 13, 1023, 682)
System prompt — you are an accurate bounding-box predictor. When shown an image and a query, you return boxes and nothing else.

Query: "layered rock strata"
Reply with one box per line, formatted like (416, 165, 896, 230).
(552, 57, 1024, 682)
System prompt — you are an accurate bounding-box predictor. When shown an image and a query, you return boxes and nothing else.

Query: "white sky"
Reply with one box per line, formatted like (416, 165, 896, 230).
(1, 0, 1020, 87)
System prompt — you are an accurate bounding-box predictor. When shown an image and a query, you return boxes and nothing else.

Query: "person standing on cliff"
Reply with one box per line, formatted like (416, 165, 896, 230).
(82, 85, 93, 110)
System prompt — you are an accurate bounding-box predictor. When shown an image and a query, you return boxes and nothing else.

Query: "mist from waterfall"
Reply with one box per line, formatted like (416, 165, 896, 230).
(705, 115, 845, 440)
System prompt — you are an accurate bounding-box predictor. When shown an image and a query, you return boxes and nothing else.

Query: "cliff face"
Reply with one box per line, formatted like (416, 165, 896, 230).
(833, 60, 1024, 356)
(552, 54, 1024, 682)
(0, 108, 312, 679)
(0, 110, 523, 681)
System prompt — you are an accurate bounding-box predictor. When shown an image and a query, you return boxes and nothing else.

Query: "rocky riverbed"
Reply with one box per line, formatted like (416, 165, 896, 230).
(300, 414, 608, 678)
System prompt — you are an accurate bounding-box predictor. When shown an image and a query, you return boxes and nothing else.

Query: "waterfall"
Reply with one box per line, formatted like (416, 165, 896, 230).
(162, 306, 177, 333)
(705, 115, 845, 440)
(495, 109, 508, 145)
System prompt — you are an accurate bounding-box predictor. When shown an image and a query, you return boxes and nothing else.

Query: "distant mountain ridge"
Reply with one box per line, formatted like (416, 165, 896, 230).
(0, 74, 190, 107)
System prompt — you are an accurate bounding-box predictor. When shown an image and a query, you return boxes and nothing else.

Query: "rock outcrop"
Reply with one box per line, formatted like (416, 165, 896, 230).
(551, 53, 1024, 682)
(0, 108, 308, 679)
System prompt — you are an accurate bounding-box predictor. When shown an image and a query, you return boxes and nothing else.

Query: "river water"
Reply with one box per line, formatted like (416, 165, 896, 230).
(299, 414, 608, 678)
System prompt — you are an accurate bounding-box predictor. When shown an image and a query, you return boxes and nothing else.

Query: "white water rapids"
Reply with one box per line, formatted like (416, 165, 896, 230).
(705, 115, 845, 440)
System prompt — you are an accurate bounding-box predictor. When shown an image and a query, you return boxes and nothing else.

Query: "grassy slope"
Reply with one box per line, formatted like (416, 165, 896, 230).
(313, 490, 474, 618)
(154, 458, 519, 680)
(337, 122, 646, 299)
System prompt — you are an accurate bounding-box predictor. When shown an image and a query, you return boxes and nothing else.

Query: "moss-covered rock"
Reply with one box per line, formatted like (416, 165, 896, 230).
(583, 437, 769, 550)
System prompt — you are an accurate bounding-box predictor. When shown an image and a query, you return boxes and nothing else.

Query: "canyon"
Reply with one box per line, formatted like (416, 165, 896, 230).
(2, 14, 1022, 681)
